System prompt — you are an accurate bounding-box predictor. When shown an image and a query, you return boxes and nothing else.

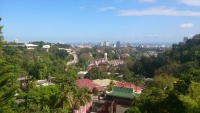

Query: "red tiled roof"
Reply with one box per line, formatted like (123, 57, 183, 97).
(76, 79, 105, 92)
(96, 49, 101, 53)
(121, 53, 130, 57)
(90, 58, 106, 62)
(115, 82, 142, 91)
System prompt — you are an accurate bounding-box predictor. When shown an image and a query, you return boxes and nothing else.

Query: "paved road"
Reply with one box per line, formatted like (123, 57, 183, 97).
(66, 53, 78, 66)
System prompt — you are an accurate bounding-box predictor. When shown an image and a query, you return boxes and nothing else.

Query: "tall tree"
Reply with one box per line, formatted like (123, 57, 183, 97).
(73, 86, 91, 110)
(54, 85, 73, 111)
(107, 80, 115, 91)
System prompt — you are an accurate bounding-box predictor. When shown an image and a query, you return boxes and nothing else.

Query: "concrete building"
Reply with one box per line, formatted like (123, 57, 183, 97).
(108, 59, 124, 66)
(59, 48, 72, 53)
(98, 42, 103, 47)
(88, 53, 108, 66)
(14, 39, 19, 43)
(103, 41, 109, 47)
(183, 37, 188, 43)
(25, 44, 38, 50)
(112, 44, 116, 48)
(42, 45, 50, 52)
(116, 41, 120, 48)
(74, 101, 93, 113)
(36, 80, 54, 87)
(126, 43, 131, 47)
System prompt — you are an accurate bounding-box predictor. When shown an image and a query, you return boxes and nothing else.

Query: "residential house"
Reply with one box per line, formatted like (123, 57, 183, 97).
(77, 71, 88, 79)
(25, 44, 38, 50)
(42, 45, 50, 52)
(88, 53, 108, 66)
(108, 60, 124, 66)
(96, 49, 101, 53)
(121, 53, 130, 57)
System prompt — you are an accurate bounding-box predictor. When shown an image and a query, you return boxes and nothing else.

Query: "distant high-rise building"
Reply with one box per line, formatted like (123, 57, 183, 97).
(103, 41, 109, 46)
(113, 44, 116, 48)
(98, 42, 103, 47)
(14, 39, 19, 43)
(139, 44, 144, 48)
(116, 41, 120, 48)
(183, 37, 188, 43)
(126, 43, 131, 47)
(88, 42, 92, 47)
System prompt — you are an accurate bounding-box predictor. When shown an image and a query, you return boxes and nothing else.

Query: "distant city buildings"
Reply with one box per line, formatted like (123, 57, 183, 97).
(78, 43, 92, 48)
(126, 43, 131, 47)
(14, 39, 19, 43)
(88, 42, 92, 47)
(113, 44, 116, 48)
(139, 44, 144, 48)
(98, 42, 103, 47)
(183, 37, 188, 43)
(116, 41, 120, 48)
(103, 41, 109, 47)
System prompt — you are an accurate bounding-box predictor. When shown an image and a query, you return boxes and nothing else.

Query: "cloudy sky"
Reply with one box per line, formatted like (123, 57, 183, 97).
(0, 0, 200, 43)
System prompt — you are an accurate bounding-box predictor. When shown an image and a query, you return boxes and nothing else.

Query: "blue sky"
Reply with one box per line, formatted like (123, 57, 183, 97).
(1, 0, 200, 44)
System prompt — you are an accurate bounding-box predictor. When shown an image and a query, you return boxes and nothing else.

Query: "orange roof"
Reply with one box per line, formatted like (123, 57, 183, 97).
(76, 79, 105, 92)
(115, 82, 142, 91)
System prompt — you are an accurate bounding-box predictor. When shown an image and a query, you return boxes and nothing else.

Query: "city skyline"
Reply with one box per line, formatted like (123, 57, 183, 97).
(1, 0, 200, 43)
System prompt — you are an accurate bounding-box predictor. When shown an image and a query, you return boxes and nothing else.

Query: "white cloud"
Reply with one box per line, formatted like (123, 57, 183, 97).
(147, 35, 159, 37)
(117, 6, 200, 16)
(179, 23, 193, 28)
(138, 0, 157, 3)
(99, 6, 115, 11)
(178, 0, 200, 7)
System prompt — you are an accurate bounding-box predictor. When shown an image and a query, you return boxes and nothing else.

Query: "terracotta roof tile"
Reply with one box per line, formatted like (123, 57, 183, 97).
(115, 82, 142, 91)
(76, 79, 105, 92)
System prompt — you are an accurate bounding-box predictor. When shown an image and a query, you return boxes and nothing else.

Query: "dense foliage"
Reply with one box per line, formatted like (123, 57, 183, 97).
(0, 29, 82, 112)
(125, 34, 200, 113)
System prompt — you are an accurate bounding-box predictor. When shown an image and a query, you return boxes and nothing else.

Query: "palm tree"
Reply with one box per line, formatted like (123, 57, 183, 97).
(73, 86, 91, 110)
(54, 85, 74, 110)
